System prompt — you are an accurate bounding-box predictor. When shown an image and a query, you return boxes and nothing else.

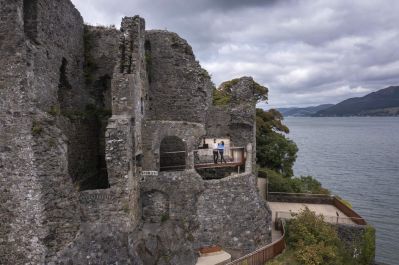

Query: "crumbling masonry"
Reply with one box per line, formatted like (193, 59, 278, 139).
(0, 1, 272, 264)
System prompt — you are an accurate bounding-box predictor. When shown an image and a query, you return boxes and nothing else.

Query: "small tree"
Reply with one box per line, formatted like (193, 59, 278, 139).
(256, 108, 298, 177)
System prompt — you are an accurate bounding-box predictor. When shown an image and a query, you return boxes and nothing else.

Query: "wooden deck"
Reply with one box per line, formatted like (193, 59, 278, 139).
(194, 162, 244, 169)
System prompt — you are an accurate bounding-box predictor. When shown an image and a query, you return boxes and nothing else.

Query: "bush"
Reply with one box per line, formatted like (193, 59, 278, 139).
(282, 208, 355, 265)
(213, 87, 232, 106)
(259, 168, 330, 194)
(257, 131, 297, 177)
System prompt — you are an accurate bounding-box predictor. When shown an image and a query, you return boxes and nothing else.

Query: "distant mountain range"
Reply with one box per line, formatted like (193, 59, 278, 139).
(278, 86, 399, 117)
(278, 104, 334, 117)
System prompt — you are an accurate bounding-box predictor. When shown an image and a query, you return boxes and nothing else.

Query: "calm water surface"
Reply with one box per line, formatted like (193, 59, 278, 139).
(284, 117, 399, 264)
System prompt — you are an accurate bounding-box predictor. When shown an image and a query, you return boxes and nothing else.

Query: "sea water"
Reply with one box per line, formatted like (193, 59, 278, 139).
(284, 117, 399, 264)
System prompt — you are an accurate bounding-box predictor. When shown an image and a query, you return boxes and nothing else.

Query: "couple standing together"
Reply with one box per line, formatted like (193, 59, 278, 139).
(212, 139, 227, 164)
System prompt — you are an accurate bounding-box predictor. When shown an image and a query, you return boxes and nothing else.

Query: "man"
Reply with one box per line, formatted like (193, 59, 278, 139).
(213, 139, 219, 164)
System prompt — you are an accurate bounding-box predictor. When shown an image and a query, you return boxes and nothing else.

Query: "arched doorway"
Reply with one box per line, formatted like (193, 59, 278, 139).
(160, 136, 186, 171)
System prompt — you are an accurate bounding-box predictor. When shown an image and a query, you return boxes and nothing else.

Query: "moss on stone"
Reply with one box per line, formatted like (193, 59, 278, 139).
(160, 213, 169, 222)
(48, 105, 61, 116)
(31, 121, 43, 136)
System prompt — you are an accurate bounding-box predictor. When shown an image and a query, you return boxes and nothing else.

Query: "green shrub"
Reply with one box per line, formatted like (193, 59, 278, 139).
(360, 226, 375, 265)
(259, 168, 330, 194)
(213, 87, 232, 106)
(282, 208, 356, 265)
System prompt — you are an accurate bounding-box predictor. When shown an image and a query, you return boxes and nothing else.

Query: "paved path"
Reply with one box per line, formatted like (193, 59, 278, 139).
(195, 251, 231, 265)
(268, 202, 355, 225)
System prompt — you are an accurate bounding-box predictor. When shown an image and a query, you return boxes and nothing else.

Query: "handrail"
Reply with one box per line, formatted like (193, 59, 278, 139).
(267, 192, 367, 225)
(275, 211, 364, 225)
(226, 220, 286, 265)
(268, 192, 333, 197)
(333, 197, 367, 225)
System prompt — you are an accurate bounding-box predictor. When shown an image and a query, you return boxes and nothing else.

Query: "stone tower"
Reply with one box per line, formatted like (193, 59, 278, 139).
(0, 1, 272, 264)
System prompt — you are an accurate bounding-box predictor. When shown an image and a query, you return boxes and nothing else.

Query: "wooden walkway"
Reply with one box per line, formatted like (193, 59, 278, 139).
(194, 162, 244, 169)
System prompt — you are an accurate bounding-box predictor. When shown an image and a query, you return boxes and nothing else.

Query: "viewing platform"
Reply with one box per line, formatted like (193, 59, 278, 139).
(194, 147, 245, 170)
(195, 161, 244, 169)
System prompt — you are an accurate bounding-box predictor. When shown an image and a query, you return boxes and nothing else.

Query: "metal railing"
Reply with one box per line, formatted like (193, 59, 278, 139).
(194, 147, 245, 164)
(227, 221, 286, 265)
(275, 211, 364, 225)
(267, 192, 367, 226)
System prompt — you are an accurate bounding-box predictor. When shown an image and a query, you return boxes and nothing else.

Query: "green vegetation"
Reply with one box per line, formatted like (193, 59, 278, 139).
(253, 82, 268, 103)
(360, 226, 376, 265)
(199, 69, 211, 79)
(212, 78, 268, 106)
(257, 109, 375, 265)
(48, 105, 61, 116)
(160, 213, 169, 223)
(259, 168, 330, 194)
(213, 87, 232, 106)
(256, 108, 297, 177)
(268, 208, 360, 265)
(256, 108, 330, 194)
(31, 121, 43, 136)
(336, 196, 353, 208)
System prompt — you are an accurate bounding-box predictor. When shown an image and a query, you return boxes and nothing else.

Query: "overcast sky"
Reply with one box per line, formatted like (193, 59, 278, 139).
(71, 0, 399, 108)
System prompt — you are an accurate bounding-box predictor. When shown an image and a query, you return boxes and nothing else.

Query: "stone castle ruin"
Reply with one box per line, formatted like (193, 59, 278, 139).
(0, 1, 272, 264)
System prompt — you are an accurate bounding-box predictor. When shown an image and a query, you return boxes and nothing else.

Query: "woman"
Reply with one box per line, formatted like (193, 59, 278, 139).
(218, 141, 227, 163)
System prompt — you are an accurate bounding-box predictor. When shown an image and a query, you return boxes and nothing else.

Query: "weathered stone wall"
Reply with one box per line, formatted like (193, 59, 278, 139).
(81, 25, 120, 188)
(336, 224, 375, 264)
(105, 16, 147, 228)
(0, 2, 33, 263)
(206, 77, 258, 173)
(54, 16, 147, 264)
(136, 170, 272, 263)
(84, 25, 119, 109)
(145, 30, 214, 123)
(142, 121, 206, 171)
(196, 173, 272, 258)
(1, 3, 274, 263)
(0, 0, 84, 263)
(137, 170, 205, 265)
(27, 0, 86, 259)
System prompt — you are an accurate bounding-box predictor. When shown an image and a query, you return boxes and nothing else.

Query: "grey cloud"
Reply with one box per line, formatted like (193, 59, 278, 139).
(71, 0, 399, 108)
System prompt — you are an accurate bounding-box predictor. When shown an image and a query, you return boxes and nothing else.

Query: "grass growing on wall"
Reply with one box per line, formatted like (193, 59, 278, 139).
(360, 225, 375, 265)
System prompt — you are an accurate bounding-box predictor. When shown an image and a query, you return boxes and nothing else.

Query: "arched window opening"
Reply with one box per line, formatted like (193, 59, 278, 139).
(160, 136, 186, 172)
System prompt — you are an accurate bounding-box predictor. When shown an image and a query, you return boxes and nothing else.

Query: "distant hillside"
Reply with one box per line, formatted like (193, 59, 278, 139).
(315, 86, 399, 116)
(278, 104, 334, 117)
